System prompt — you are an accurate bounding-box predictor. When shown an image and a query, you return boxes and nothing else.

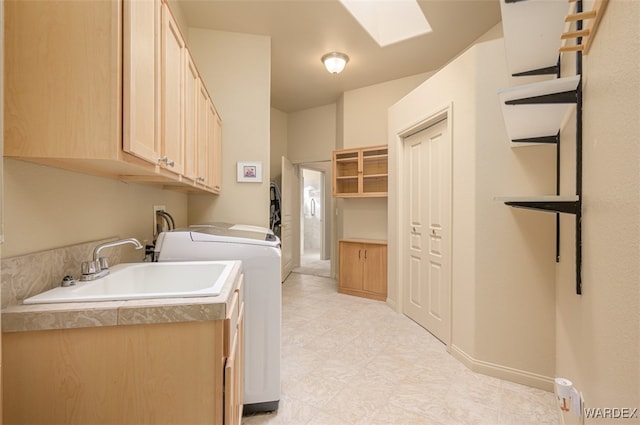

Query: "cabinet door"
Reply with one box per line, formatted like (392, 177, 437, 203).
(196, 82, 210, 185)
(183, 52, 199, 181)
(207, 103, 223, 193)
(160, 3, 185, 175)
(224, 302, 244, 425)
(363, 244, 387, 297)
(361, 147, 388, 195)
(333, 150, 359, 196)
(5, 0, 120, 160)
(339, 242, 364, 291)
(123, 0, 160, 164)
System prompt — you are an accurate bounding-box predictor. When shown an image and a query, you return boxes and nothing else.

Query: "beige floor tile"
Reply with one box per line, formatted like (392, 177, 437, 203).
(243, 273, 559, 425)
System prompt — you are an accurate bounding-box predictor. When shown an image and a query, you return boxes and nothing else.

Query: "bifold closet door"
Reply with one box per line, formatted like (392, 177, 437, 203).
(402, 118, 451, 345)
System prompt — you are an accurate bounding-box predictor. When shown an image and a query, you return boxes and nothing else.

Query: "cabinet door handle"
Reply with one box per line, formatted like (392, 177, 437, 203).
(158, 156, 175, 167)
(358, 249, 361, 259)
(364, 249, 367, 260)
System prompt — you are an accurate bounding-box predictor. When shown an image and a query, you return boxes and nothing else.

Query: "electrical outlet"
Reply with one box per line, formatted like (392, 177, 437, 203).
(153, 205, 166, 236)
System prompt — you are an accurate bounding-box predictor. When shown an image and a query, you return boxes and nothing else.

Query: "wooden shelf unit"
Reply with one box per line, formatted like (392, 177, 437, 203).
(333, 145, 388, 197)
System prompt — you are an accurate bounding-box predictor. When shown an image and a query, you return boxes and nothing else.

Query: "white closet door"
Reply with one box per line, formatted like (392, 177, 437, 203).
(403, 118, 451, 344)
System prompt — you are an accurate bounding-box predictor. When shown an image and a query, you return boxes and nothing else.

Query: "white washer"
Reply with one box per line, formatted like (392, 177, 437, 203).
(154, 225, 281, 413)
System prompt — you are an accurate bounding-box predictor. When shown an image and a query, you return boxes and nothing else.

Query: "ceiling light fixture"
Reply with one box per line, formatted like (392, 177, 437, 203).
(321, 52, 350, 74)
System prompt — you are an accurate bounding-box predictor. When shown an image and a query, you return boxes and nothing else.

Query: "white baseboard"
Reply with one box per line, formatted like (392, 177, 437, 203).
(450, 344, 555, 392)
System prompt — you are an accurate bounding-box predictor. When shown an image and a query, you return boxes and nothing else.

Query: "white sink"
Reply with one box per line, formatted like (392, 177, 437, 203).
(23, 261, 237, 304)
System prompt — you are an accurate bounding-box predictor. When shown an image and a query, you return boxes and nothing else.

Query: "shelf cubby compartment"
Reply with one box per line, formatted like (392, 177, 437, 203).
(499, 0, 571, 76)
(335, 177, 359, 195)
(494, 195, 579, 214)
(363, 175, 388, 195)
(335, 151, 359, 178)
(498, 75, 580, 147)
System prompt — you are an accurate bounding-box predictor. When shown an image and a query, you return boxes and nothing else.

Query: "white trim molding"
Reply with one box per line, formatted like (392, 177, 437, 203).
(450, 344, 555, 392)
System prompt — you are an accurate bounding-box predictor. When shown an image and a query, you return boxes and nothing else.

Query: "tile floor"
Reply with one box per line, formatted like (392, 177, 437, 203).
(243, 272, 559, 425)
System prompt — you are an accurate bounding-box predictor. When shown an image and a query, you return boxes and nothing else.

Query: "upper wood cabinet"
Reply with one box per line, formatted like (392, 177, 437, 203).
(5, 0, 125, 163)
(332, 145, 388, 197)
(4, 0, 222, 195)
(183, 51, 199, 182)
(207, 102, 223, 194)
(122, 0, 161, 165)
(160, 2, 185, 176)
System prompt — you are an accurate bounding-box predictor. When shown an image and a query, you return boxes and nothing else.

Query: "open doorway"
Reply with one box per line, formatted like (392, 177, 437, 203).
(301, 168, 323, 265)
(293, 162, 332, 278)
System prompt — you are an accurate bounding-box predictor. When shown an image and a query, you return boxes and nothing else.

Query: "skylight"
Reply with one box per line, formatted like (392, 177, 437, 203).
(339, 0, 432, 47)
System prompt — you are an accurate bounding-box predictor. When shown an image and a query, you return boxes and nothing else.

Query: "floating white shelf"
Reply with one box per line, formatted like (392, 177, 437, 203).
(500, 0, 572, 76)
(494, 195, 579, 203)
(498, 75, 580, 146)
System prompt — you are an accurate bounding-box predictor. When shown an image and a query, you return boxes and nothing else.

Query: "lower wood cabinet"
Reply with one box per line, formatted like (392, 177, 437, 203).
(2, 277, 245, 425)
(338, 239, 387, 301)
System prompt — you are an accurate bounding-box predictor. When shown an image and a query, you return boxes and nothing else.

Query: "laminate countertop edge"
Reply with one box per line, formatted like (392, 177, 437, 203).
(1, 261, 243, 333)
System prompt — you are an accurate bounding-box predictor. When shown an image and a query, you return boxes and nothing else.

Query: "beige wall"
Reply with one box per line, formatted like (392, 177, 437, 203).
(270, 107, 288, 182)
(388, 39, 556, 389)
(186, 28, 271, 228)
(337, 73, 432, 246)
(342, 73, 431, 150)
(2, 159, 187, 260)
(287, 104, 336, 164)
(556, 1, 640, 420)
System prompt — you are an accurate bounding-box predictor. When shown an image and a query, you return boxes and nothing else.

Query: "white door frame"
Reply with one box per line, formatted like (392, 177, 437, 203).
(390, 102, 454, 347)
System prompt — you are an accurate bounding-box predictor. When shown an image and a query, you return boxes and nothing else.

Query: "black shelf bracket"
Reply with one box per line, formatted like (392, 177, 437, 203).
(504, 201, 580, 215)
(512, 65, 559, 77)
(512, 134, 560, 144)
(505, 90, 577, 106)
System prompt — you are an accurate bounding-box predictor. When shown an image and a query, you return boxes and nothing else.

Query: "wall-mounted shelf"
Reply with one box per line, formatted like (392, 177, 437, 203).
(498, 75, 579, 146)
(500, 0, 570, 76)
(333, 145, 388, 198)
(498, 0, 588, 294)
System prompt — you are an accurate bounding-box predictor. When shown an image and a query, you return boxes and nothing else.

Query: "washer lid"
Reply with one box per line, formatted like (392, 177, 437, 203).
(190, 222, 273, 235)
(185, 226, 280, 245)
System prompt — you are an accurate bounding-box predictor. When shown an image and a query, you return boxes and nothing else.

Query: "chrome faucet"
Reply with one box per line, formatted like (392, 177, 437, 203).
(80, 238, 144, 281)
(93, 238, 143, 261)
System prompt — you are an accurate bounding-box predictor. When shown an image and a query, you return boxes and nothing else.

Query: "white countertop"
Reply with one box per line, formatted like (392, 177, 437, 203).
(1, 261, 243, 333)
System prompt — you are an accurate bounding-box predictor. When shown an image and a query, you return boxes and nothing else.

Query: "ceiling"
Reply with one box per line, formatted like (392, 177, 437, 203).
(175, 0, 502, 113)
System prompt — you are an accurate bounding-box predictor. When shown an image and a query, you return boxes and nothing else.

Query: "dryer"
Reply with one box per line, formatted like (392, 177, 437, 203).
(154, 225, 281, 414)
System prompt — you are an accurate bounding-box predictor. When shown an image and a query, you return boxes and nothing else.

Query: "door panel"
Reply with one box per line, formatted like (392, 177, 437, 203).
(362, 244, 386, 295)
(405, 136, 425, 316)
(403, 118, 451, 344)
(339, 242, 363, 291)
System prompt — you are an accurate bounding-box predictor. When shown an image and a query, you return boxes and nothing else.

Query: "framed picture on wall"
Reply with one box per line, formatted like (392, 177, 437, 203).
(237, 161, 263, 182)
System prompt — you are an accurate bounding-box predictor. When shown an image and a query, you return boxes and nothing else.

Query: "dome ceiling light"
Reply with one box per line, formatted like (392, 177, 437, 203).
(321, 52, 350, 74)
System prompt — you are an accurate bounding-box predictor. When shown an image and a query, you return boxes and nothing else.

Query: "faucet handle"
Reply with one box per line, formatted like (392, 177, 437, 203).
(97, 256, 110, 270)
(81, 260, 101, 276)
